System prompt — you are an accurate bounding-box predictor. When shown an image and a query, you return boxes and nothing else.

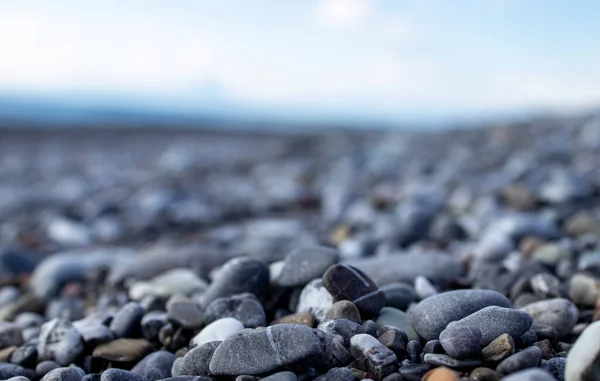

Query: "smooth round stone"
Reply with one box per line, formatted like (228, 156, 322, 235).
(14, 312, 45, 329)
(423, 353, 481, 369)
(398, 364, 432, 380)
(414, 276, 437, 300)
(296, 279, 334, 323)
(209, 325, 325, 375)
(501, 368, 556, 380)
(190, 318, 244, 348)
(530, 273, 562, 298)
(0, 322, 24, 348)
(10, 345, 37, 368)
(92, 339, 153, 362)
(101, 368, 148, 381)
(276, 246, 339, 287)
(531, 243, 571, 266)
(73, 322, 114, 348)
(569, 274, 599, 307)
(273, 313, 315, 326)
(110, 302, 145, 338)
(167, 297, 204, 329)
(377, 330, 407, 360)
(200, 257, 270, 308)
(375, 307, 419, 342)
(129, 269, 208, 301)
(322, 264, 385, 316)
(439, 325, 482, 360)
(496, 346, 541, 374)
(444, 306, 532, 347)
(30, 248, 134, 299)
(422, 367, 460, 381)
(0, 346, 16, 362)
(406, 340, 423, 363)
(0, 363, 35, 380)
(325, 301, 361, 323)
(380, 283, 416, 310)
(203, 295, 266, 328)
(37, 318, 84, 366)
(6, 376, 32, 381)
(469, 367, 502, 381)
(481, 334, 515, 362)
(261, 371, 297, 381)
(565, 320, 600, 381)
(520, 298, 578, 337)
(540, 357, 565, 381)
(317, 319, 365, 346)
(131, 351, 176, 381)
(408, 290, 512, 340)
(41, 366, 85, 381)
(36, 361, 60, 377)
(174, 341, 220, 377)
(344, 253, 465, 286)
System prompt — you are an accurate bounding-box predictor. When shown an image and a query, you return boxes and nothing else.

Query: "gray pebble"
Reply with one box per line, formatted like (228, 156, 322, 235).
(202, 295, 266, 328)
(439, 325, 482, 360)
(166, 297, 203, 329)
(100, 369, 148, 381)
(0, 322, 24, 348)
(110, 302, 145, 338)
(540, 357, 565, 381)
(174, 341, 220, 377)
(408, 290, 511, 340)
(496, 346, 542, 374)
(422, 353, 481, 368)
(500, 368, 556, 381)
(41, 366, 85, 381)
(132, 351, 176, 381)
(350, 334, 398, 379)
(276, 246, 339, 287)
(565, 320, 600, 381)
(379, 283, 416, 310)
(36, 361, 60, 377)
(296, 279, 334, 323)
(313, 367, 354, 381)
(325, 301, 361, 323)
(260, 371, 297, 381)
(520, 298, 578, 337)
(37, 319, 84, 366)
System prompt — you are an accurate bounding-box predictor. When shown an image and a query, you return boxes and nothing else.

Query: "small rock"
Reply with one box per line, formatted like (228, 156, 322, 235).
(190, 318, 244, 348)
(414, 276, 437, 300)
(422, 366, 460, 381)
(377, 329, 407, 361)
(325, 301, 361, 323)
(0, 363, 35, 380)
(313, 367, 354, 381)
(296, 279, 334, 323)
(349, 334, 398, 380)
(10, 345, 37, 368)
(276, 246, 339, 287)
(379, 283, 416, 310)
(439, 325, 482, 360)
(375, 307, 419, 342)
(496, 346, 542, 374)
(565, 320, 600, 381)
(481, 334, 515, 363)
(100, 368, 148, 381)
(322, 264, 385, 316)
(273, 313, 315, 327)
(203, 295, 266, 328)
(398, 363, 432, 380)
(406, 340, 423, 363)
(469, 367, 501, 381)
(129, 269, 208, 301)
(41, 366, 85, 381)
(423, 353, 481, 369)
(569, 274, 599, 307)
(37, 318, 84, 366)
(498, 368, 555, 380)
(520, 298, 578, 337)
(174, 341, 220, 377)
(132, 351, 176, 381)
(93, 339, 153, 362)
(261, 371, 297, 381)
(408, 290, 511, 340)
(533, 339, 555, 360)
(0, 322, 24, 349)
(530, 273, 562, 298)
(110, 302, 145, 338)
(540, 357, 565, 381)
(36, 361, 60, 377)
(167, 297, 204, 329)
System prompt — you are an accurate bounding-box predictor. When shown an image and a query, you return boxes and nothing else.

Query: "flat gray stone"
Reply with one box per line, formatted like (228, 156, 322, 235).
(520, 298, 578, 337)
(496, 346, 542, 375)
(276, 246, 339, 287)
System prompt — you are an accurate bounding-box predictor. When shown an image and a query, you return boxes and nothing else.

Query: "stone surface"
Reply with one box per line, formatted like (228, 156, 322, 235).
(37, 318, 84, 366)
(322, 264, 385, 316)
(408, 290, 511, 340)
(131, 351, 176, 381)
(423, 353, 481, 369)
(129, 268, 208, 301)
(499, 368, 555, 380)
(276, 246, 339, 287)
(0, 322, 24, 349)
(202, 295, 266, 328)
(375, 307, 419, 342)
(439, 325, 482, 360)
(380, 283, 416, 311)
(93, 339, 153, 362)
(481, 333, 515, 363)
(174, 341, 220, 377)
(41, 366, 85, 381)
(565, 320, 600, 381)
(296, 279, 334, 323)
(100, 368, 149, 381)
(349, 334, 398, 380)
(166, 297, 204, 329)
(325, 301, 360, 323)
(520, 298, 578, 337)
(496, 346, 542, 374)
(190, 318, 244, 348)
(110, 302, 145, 338)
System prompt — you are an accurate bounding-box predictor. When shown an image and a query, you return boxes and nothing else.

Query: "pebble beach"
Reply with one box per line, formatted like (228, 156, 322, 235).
(0, 117, 600, 381)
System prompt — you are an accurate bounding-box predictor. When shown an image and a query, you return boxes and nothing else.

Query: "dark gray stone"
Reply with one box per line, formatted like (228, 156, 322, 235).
(260, 371, 297, 381)
(41, 366, 85, 381)
(313, 367, 354, 381)
(349, 334, 398, 379)
(0, 322, 24, 348)
(496, 346, 542, 375)
(325, 301, 360, 323)
(380, 283, 416, 311)
(166, 297, 203, 329)
(110, 302, 145, 338)
(200, 258, 269, 308)
(208, 325, 325, 375)
(317, 319, 366, 347)
(10, 345, 37, 368)
(175, 341, 220, 377)
(132, 351, 176, 381)
(541, 357, 565, 381)
(276, 246, 339, 287)
(0, 363, 36, 380)
(141, 312, 168, 342)
(439, 325, 481, 360)
(37, 319, 84, 366)
(36, 361, 60, 377)
(322, 264, 385, 316)
(408, 290, 511, 340)
(444, 306, 533, 347)
(202, 295, 266, 328)
(100, 368, 149, 381)
(520, 298, 578, 338)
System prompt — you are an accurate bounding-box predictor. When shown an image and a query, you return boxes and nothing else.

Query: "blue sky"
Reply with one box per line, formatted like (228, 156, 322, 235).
(1, 0, 599, 124)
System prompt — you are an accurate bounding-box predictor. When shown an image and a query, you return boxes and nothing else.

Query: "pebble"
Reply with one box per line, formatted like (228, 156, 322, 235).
(496, 346, 542, 374)
(481, 334, 515, 362)
(313, 367, 354, 381)
(110, 302, 145, 338)
(37, 318, 84, 366)
(261, 371, 298, 381)
(189, 318, 244, 348)
(92, 339, 153, 362)
(131, 351, 176, 381)
(423, 353, 481, 369)
(100, 368, 148, 381)
(349, 334, 398, 380)
(0, 322, 24, 349)
(273, 313, 315, 326)
(379, 283, 416, 310)
(200, 257, 270, 308)
(141, 312, 168, 342)
(409, 290, 512, 340)
(520, 298, 578, 337)
(469, 367, 502, 381)
(202, 295, 266, 328)
(129, 269, 208, 301)
(73, 321, 114, 348)
(569, 274, 599, 307)
(41, 366, 85, 381)
(540, 357, 565, 381)
(325, 301, 361, 323)
(276, 246, 339, 287)
(208, 325, 325, 375)
(174, 341, 220, 377)
(439, 325, 482, 360)
(296, 279, 334, 323)
(36, 360, 60, 377)
(565, 320, 600, 381)
(406, 340, 423, 363)
(422, 367, 460, 381)
(0, 363, 36, 380)
(10, 345, 37, 368)
(414, 276, 437, 300)
(166, 297, 204, 329)
(499, 368, 556, 380)
(375, 307, 419, 342)
(398, 363, 432, 380)
(377, 329, 407, 361)
(322, 264, 385, 316)
(443, 306, 532, 347)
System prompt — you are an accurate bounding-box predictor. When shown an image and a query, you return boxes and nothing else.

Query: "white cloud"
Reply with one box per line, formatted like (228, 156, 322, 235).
(314, 0, 372, 29)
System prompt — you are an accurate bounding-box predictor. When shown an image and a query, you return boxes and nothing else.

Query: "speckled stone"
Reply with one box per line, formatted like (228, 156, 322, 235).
(439, 325, 482, 360)
(496, 346, 542, 375)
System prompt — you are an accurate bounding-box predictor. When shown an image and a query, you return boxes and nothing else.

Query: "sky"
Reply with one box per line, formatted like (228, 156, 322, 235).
(1, 0, 599, 124)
